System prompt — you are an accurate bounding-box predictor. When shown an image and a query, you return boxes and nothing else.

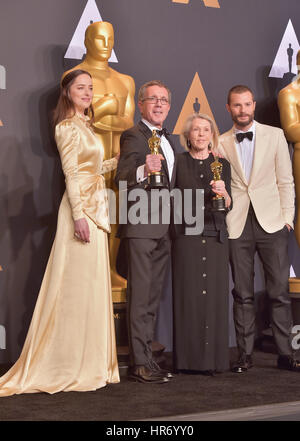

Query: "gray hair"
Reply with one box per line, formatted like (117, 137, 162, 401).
(180, 113, 219, 153)
(138, 80, 171, 105)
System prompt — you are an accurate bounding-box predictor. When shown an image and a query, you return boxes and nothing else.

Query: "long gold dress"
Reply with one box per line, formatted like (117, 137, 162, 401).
(0, 114, 120, 395)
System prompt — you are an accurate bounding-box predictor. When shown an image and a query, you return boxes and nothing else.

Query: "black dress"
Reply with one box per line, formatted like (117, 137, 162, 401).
(172, 151, 231, 372)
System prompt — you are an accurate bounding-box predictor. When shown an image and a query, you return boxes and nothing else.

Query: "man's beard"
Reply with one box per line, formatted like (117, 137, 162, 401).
(232, 113, 254, 128)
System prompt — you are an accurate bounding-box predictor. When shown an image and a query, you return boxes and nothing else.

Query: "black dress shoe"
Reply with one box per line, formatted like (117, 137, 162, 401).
(231, 355, 253, 373)
(277, 356, 300, 372)
(150, 359, 174, 379)
(129, 366, 170, 384)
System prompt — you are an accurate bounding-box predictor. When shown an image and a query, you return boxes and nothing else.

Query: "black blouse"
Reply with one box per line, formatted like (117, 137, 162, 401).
(172, 151, 232, 239)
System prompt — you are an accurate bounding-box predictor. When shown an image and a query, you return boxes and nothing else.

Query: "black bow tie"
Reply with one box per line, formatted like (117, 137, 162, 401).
(236, 131, 253, 143)
(157, 128, 169, 137)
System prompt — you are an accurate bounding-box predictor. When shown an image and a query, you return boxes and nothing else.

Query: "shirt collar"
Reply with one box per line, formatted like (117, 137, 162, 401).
(142, 118, 162, 133)
(234, 121, 256, 135)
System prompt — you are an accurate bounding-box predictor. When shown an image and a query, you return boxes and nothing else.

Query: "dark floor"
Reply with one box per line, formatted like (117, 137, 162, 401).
(1, 346, 300, 421)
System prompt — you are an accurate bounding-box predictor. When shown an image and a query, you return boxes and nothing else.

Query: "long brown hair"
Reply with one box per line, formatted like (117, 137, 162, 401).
(53, 69, 95, 127)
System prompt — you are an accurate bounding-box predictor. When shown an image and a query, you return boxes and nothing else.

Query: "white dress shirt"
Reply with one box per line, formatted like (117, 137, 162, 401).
(234, 121, 256, 183)
(136, 119, 174, 183)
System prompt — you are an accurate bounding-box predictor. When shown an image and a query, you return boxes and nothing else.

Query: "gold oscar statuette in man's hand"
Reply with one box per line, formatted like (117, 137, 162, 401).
(146, 130, 167, 189)
(210, 157, 226, 211)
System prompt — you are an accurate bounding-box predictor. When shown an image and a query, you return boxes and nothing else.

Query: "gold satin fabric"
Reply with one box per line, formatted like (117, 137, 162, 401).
(0, 114, 119, 396)
(55, 114, 118, 233)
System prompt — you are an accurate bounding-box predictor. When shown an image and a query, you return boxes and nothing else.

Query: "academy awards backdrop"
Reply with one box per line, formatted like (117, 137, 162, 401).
(1, 0, 300, 363)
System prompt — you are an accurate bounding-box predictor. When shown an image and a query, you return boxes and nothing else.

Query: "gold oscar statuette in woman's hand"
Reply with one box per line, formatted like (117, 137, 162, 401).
(210, 157, 226, 211)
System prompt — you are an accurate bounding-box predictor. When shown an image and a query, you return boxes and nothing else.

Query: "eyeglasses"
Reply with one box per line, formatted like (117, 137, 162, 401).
(142, 97, 169, 105)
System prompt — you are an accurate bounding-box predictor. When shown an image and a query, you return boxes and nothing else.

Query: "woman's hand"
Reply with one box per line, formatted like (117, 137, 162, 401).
(210, 180, 231, 208)
(210, 179, 226, 196)
(74, 218, 90, 243)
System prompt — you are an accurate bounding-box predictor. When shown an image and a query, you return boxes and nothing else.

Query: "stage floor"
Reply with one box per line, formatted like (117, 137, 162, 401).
(0, 348, 300, 421)
(148, 401, 300, 421)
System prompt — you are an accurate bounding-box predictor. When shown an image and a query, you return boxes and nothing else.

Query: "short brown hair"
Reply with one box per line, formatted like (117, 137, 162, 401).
(138, 80, 171, 105)
(53, 69, 95, 127)
(227, 85, 255, 104)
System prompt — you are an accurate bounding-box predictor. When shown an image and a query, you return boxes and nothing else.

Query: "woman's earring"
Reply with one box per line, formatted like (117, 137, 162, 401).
(208, 142, 212, 150)
(187, 139, 191, 149)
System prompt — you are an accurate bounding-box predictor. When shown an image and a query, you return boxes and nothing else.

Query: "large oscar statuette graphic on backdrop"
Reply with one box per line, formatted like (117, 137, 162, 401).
(63, 21, 135, 358)
(146, 130, 167, 189)
(210, 157, 226, 211)
(278, 49, 300, 326)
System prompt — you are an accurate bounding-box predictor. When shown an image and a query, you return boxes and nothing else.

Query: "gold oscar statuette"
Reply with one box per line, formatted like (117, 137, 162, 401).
(146, 130, 167, 189)
(210, 157, 226, 211)
(278, 49, 300, 247)
(278, 49, 300, 314)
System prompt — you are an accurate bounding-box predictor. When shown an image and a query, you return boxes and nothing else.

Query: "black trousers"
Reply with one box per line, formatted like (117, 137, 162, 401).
(125, 234, 171, 367)
(229, 205, 293, 357)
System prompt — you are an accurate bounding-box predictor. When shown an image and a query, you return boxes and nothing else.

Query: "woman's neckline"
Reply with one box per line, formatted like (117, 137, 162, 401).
(188, 151, 211, 160)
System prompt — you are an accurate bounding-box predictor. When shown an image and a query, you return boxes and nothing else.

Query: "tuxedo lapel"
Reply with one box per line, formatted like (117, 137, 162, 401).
(165, 133, 176, 153)
(248, 122, 269, 185)
(159, 150, 169, 181)
(165, 134, 177, 187)
(138, 120, 152, 145)
(224, 129, 248, 185)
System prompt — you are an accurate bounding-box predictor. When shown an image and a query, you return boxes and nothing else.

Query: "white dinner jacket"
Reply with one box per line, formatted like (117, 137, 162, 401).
(219, 121, 295, 239)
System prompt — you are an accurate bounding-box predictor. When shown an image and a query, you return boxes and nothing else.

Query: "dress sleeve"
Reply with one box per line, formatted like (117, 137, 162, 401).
(100, 157, 118, 174)
(55, 121, 84, 221)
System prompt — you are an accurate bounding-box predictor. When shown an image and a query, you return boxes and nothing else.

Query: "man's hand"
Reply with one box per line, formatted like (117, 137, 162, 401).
(286, 224, 292, 232)
(144, 154, 164, 177)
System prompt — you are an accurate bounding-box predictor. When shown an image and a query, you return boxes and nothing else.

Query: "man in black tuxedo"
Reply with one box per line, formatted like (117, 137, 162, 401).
(115, 80, 182, 383)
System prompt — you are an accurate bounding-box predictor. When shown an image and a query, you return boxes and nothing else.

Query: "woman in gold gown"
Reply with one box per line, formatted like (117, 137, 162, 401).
(0, 70, 120, 396)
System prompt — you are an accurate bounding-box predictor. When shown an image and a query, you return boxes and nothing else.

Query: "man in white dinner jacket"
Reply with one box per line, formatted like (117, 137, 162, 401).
(219, 84, 300, 373)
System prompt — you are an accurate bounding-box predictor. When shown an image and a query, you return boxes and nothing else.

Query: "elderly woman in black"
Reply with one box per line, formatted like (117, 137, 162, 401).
(172, 113, 231, 374)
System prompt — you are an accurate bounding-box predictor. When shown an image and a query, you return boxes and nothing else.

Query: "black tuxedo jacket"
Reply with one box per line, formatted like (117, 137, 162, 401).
(115, 120, 183, 239)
